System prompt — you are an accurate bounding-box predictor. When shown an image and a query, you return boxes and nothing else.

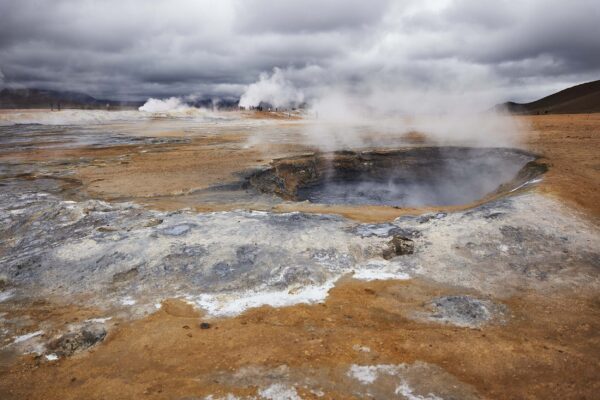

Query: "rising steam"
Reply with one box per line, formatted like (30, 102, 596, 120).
(238, 68, 304, 109)
(239, 65, 525, 149)
(139, 97, 192, 112)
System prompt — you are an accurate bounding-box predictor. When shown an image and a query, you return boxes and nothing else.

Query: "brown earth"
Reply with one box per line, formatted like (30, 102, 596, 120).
(1, 278, 598, 399)
(7, 113, 600, 222)
(499, 80, 600, 114)
(525, 113, 600, 221)
(71, 113, 600, 222)
(3, 113, 597, 221)
(243, 110, 304, 120)
(0, 113, 599, 399)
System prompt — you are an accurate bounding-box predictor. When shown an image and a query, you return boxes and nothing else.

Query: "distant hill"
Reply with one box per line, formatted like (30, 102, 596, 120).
(496, 80, 600, 115)
(0, 88, 143, 109)
(189, 97, 241, 110)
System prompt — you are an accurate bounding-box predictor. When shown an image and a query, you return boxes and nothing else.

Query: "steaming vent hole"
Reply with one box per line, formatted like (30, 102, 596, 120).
(248, 147, 546, 207)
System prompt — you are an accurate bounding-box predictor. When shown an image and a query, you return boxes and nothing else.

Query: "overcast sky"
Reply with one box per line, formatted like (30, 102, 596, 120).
(0, 0, 598, 103)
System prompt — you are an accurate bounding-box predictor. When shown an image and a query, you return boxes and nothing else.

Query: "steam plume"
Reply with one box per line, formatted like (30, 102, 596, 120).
(241, 65, 525, 149)
(139, 97, 192, 112)
(238, 68, 304, 109)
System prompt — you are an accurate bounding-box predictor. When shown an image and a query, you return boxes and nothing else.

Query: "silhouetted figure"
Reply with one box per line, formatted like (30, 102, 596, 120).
(57, 102, 61, 111)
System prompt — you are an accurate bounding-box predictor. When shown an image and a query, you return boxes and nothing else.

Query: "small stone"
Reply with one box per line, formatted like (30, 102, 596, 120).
(112, 267, 138, 283)
(182, 325, 190, 330)
(161, 224, 191, 236)
(48, 325, 106, 357)
(199, 322, 211, 329)
(143, 218, 163, 227)
(424, 295, 506, 328)
(97, 226, 118, 232)
(382, 235, 414, 259)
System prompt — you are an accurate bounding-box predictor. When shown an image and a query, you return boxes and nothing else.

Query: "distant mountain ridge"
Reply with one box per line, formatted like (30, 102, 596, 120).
(5, 81, 599, 113)
(0, 88, 245, 110)
(0, 88, 143, 109)
(497, 80, 600, 115)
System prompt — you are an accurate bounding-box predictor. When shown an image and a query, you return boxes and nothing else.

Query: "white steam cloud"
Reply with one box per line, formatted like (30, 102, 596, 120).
(139, 97, 192, 112)
(238, 68, 304, 109)
(242, 64, 525, 149)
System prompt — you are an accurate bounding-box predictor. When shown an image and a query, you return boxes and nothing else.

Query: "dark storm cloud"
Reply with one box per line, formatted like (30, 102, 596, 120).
(234, 0, 391, 33)
(0, 0, 598, 102)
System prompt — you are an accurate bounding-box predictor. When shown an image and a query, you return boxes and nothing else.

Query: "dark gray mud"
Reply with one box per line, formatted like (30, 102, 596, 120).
(248, 147, 545, 207)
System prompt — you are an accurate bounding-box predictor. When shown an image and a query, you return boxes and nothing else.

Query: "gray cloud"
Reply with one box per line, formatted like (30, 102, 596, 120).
(0, 0, 598, 102)
(234, 0, 390, 34)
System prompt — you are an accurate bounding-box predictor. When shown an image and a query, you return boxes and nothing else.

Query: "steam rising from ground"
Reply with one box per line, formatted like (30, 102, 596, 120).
(240, 66, 525, 149)
(0, 97, 222, 125)
(139, 97, 192, 112)
(238, 66, 528, 208)
(296, 150, 533, 207)
(238, 68, 304, 109)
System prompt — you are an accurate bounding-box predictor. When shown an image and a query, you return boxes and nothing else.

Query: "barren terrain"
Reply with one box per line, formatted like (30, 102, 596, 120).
(0, 111, 598, 399)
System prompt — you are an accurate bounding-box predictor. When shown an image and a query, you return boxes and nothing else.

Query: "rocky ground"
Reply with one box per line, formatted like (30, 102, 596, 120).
(0, 111, 598, 399)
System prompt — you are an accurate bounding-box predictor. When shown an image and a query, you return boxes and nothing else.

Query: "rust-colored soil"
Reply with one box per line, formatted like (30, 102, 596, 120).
(77, 134, 267, 199)
(1, 279, 598, 399)
(243, 110, 303, 120)
(1, 113, 599, 399)
(523, 113, 600, 220)
(3, 114, 598, 222)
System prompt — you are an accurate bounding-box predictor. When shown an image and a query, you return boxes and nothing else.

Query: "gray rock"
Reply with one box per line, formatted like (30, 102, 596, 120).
(48, 325, 107, 357)
(112, 267, 139, 283)
(383, 235, 415, 259)
(161, 224, 192, 236)
(424, 295, 505, 328)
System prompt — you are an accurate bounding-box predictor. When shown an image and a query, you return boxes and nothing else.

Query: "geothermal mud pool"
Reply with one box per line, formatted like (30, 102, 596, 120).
(0, 111, 599, 399)
(247, 147, 544, 207)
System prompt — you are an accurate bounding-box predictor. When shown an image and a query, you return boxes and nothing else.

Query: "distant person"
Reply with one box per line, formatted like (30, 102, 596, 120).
(57, 102, 61, 111)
